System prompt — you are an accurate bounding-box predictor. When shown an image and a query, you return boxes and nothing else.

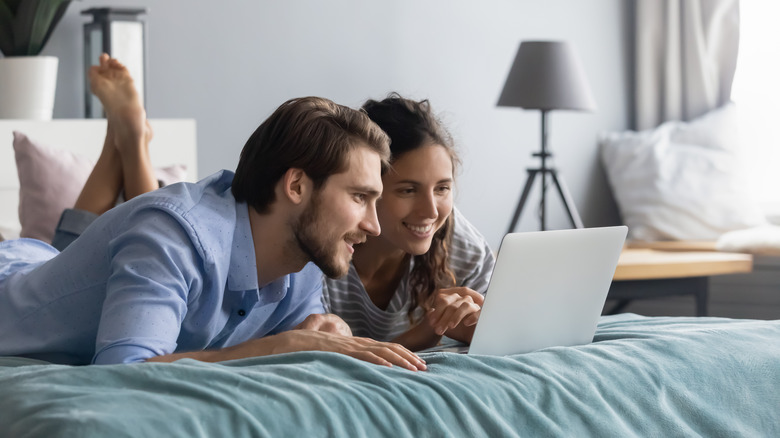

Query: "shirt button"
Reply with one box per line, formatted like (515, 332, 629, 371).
(237, 309, 246, 316)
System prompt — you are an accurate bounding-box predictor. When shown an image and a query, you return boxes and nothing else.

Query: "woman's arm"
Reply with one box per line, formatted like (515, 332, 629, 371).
(391, 286, 484, 350)
(425, 286, 483, 343)
(391, 320, 442, 352)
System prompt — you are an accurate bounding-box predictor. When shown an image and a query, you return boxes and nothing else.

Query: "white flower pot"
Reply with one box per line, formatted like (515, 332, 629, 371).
(0, 56, 59, 120)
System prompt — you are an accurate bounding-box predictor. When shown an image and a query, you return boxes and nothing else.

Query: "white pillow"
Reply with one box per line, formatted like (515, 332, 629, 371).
(716, 225, 780, 256)
(0, 223, 22, 242)
(600, 103, 767, 241)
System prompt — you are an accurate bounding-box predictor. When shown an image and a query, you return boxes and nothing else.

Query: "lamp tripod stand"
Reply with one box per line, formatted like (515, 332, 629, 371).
(506, 110, 584, 234)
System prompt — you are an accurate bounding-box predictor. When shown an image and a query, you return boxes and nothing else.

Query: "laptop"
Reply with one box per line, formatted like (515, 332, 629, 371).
(423, 225, 628, 356)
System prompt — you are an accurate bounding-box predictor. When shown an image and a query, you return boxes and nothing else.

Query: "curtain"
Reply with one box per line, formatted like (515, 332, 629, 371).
(634, 0, 740, 130)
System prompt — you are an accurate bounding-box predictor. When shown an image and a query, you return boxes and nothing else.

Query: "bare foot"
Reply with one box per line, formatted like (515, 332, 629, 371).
(88, 53, 149, 153)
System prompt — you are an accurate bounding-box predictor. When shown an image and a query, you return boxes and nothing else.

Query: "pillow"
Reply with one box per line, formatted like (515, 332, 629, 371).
(13, 131, 187, 244)
(0, 223, 22, 242)
(716, 225, 780, 256)
(599, 103, 767, 241)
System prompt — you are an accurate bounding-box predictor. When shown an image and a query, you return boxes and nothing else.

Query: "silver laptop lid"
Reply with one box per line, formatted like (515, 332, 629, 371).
(468, 226, 628, 356)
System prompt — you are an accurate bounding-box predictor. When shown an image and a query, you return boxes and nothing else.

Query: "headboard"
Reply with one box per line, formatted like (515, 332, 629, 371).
(0, 119, 197, 238)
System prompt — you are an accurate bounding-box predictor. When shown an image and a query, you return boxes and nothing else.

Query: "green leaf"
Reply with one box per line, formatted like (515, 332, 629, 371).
(0, 2, 15, 56)
(3, 0, 24, 15)
(15, 0, 50, 55)
(38, 0, 70, 54)
(10, 0, 36, 55)
(11, 0, 72, 56)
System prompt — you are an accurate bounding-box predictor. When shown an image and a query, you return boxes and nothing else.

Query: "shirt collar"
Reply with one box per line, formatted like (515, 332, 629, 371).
(226, 202, 292, 303)
(227, 202, 261, 292)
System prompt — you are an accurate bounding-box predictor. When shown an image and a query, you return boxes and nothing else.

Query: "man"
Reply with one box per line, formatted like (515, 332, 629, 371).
(0, 55, 426, 371)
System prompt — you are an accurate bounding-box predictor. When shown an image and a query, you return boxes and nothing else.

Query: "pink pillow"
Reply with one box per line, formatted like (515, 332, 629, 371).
(13, 131, 187, 243)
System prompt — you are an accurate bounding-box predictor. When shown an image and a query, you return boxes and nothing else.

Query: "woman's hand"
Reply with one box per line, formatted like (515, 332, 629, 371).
(388, 287, 484, 351)
(425, 287, 484, 337)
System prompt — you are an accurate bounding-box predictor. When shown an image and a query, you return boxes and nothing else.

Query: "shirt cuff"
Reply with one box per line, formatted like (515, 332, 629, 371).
(92, 344, 160, 365)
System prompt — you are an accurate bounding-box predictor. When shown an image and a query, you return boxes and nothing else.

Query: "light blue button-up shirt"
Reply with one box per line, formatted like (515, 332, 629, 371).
(0, 170, 324, 365)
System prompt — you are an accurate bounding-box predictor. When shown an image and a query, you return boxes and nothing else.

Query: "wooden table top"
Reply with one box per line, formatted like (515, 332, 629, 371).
(613, 248, 753, 281)
(625, 240, 719, 251)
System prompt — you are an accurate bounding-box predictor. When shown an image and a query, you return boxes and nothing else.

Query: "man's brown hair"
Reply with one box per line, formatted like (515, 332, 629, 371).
(232, 97, 390, 213)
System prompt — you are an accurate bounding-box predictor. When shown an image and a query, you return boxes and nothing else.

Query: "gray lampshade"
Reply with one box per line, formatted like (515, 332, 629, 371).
(498, 41, 597, 111)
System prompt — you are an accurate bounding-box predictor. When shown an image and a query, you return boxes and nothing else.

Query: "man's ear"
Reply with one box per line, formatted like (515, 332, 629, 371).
(281, 168, 310, 205)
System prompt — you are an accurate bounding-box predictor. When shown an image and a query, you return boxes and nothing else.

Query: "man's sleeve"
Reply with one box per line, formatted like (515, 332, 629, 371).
(92, 208, 202, 364)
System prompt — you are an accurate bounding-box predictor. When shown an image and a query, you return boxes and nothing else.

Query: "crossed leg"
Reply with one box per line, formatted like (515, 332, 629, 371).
(74, 54, 158, 215)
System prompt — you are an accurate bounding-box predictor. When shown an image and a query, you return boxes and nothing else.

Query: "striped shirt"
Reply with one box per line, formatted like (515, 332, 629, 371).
(322, 208, 495, 341)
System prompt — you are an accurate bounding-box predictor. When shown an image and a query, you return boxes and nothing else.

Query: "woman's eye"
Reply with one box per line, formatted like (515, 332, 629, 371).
(436, 186, 451, 194)
(397, 188, 415, 195)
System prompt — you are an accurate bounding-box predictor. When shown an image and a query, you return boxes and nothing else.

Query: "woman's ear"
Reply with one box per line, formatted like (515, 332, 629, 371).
(280, 168, 310, 205)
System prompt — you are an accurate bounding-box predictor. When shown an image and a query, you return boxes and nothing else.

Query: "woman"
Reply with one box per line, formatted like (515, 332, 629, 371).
(322, 94, 495, 351)
(50, 53, 159, 251)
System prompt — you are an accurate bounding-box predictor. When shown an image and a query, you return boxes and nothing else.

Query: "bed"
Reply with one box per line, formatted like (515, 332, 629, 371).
(1, 120, 779, 436)
(1, 314, 779, 436)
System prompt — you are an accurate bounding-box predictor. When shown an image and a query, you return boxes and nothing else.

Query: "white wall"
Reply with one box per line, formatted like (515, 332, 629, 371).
(43, 0, 631, 250)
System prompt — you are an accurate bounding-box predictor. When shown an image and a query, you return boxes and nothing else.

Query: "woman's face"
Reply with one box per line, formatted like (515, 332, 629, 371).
(376, 143, 454, 256)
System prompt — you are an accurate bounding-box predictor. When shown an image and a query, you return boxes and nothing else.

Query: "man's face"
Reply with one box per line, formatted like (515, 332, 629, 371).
(292, 145, 383, 278)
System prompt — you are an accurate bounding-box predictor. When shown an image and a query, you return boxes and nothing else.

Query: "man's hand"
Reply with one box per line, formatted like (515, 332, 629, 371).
(149, 326, 427, 371)
(294, 313, 352, 336)
(276, 330, 427, 371)
(425, 287, 484, 336)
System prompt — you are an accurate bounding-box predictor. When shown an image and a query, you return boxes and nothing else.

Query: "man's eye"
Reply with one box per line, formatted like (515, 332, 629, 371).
(354, 193, 367, 203)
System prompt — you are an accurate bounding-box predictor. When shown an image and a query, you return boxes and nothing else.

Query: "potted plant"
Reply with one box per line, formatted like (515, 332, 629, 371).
(0, 0, 75, 120)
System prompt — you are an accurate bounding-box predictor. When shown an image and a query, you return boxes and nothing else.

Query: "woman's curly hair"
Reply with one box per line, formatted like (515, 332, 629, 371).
(361, 93, 461, 322)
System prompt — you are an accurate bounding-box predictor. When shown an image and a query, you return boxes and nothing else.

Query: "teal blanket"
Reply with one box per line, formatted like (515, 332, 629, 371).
(1, 314, 778, 437)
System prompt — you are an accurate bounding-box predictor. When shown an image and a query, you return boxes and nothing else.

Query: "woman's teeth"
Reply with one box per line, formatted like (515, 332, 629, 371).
(406, 223, 432, 233)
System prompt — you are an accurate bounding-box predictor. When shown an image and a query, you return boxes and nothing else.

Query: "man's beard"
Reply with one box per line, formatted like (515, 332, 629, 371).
(292, 194, 349, 278)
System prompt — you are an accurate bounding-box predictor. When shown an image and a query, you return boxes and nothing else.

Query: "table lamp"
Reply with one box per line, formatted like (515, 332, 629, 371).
(498, 40, 597, 232)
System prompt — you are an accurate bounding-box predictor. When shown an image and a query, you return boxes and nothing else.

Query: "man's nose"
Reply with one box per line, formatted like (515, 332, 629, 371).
(361, 203, 381, 237)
